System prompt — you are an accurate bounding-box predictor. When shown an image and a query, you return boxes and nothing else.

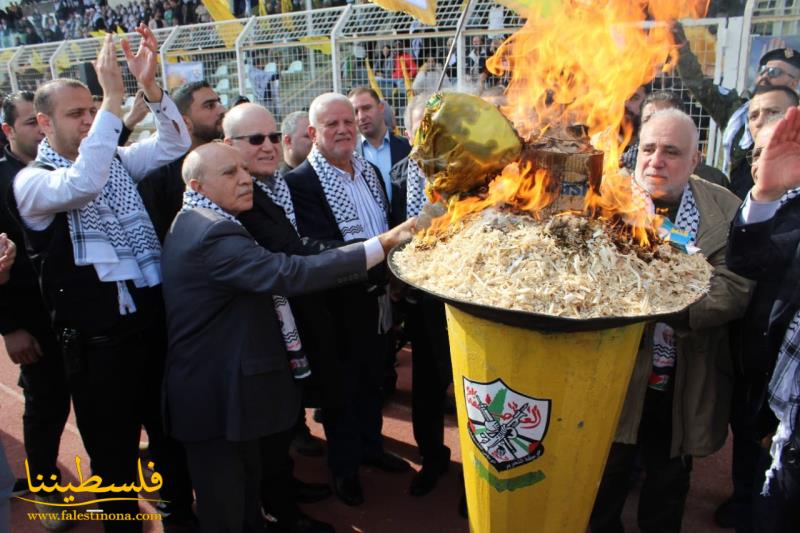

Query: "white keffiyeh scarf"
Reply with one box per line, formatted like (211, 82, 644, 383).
(252, 170, 297, 232)
(37, 137, 161, 315)
(406, 158, 428, 218)
(722, 101, 753, 176)
(306, 146, 392, 333)
(180, 190, 310, 379)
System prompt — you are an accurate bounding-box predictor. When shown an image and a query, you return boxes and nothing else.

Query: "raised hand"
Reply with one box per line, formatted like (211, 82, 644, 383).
(94, 34, 124, 117)
(752, 106, 800, 202)
(121, 24, 161, 102)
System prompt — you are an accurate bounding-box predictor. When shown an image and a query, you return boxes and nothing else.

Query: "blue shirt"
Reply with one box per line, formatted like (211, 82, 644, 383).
(361, 131, 393, 201)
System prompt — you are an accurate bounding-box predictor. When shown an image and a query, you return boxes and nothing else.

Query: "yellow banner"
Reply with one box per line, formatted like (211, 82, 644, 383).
(365, 56, 385, 102)
(369, 0, 436, 27)
(30, 50, 46, 75)
(201, 0, 243, 49)
(298, 36, 332, 55)
(400, 54, 413, 99)
(494, 0, 561, 17)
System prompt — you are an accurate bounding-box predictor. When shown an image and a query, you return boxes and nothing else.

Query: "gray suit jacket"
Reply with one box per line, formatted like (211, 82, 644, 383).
(161, 207, 367, 442)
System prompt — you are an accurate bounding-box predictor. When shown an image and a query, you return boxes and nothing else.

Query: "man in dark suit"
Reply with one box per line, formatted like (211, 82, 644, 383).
(162, 142, 414, 532)
(349, 87, 410, 201)
(285, 92, 412, 506)
(0, 91, 72, 531)
(389, 94, 453, 497)
(349, 86, 411, 399)
(223, 102, 334, 532)
(726, 108, 800, 533)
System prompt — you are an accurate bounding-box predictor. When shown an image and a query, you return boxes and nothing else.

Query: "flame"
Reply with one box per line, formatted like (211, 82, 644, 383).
(424, 163, 559, 239)
(428, 0, 709, 247)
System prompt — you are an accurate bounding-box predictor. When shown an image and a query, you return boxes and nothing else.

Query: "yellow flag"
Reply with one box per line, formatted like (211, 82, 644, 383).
(54, 51, 71, 74)
(369, 0, 436, 26)
(201, 0, 243, 49)
(364, 57, 384, 102)
(494, 0, 561, 17)
(281, 0, 296, 31)
(298, 36, 332, 55)
(30, 50, 46, 75)
(259, 0, 267, 16)
(70, 42, 82, 56)
(399, 54, 413, 99)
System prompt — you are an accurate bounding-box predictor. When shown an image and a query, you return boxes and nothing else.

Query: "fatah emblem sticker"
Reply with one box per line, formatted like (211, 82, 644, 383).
(464, 378, 550, 472)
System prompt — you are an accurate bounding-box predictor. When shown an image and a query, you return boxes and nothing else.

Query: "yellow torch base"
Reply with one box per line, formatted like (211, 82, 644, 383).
(445, 305, 645, 533)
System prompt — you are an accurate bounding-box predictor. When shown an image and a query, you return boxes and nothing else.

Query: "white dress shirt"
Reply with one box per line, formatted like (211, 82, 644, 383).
(14, 94, 191, 231)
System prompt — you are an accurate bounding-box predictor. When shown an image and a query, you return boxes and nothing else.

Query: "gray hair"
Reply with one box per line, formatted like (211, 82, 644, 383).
(308, 92, 353, 127)
(641, 108, 699, 153)
(281, 110, 308, 137)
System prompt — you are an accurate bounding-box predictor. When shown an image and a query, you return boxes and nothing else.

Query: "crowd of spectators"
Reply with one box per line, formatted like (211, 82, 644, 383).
(0, 0, 353, 49)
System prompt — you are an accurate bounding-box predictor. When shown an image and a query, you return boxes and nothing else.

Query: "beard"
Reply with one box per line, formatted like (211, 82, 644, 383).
(193, 122, 223, 144)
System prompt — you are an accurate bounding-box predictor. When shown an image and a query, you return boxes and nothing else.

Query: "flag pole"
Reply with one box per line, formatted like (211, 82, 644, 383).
(436, 0, 474, 91)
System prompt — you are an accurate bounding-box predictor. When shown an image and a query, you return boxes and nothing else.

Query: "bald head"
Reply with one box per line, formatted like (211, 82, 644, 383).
(223, 103, 281, 179)
(182, 142, 254, 215)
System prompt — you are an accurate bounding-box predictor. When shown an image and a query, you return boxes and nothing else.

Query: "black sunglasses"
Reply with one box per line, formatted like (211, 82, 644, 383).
(758, 65, 798, 80)
(230, 132, 281, 145)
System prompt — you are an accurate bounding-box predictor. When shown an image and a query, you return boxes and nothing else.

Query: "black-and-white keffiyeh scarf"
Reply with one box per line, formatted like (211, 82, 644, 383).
(180, 190, 310, 379)
(307, 146, 388, 240)
(37, 137, 161, 315)
(762, 187, 800, 495)
(252, 170, 297, 232)
(406, 158, 427, 218)
(306, 146, 392, 333)
(633, 181, 700, 391)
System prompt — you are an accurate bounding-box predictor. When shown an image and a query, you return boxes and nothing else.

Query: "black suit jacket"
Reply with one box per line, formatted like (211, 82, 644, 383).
(161, 207, 368, 442)
(237, 184, 347, 406)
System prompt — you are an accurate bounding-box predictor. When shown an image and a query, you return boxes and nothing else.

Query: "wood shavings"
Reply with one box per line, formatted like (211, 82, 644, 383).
(393, 210, 712, 319)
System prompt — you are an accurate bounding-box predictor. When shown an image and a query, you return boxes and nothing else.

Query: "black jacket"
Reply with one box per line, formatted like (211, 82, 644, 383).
(727, 196, 800, 435)
(137, 154, 187, 243)
(237, 183, 347, 407)
(0, 145, 52, 337)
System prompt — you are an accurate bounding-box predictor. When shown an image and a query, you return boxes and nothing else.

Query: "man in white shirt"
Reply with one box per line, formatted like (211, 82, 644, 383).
(12, 27, 195, 529)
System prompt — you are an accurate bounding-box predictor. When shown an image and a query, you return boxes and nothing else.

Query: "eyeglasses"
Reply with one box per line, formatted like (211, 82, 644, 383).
(229, 132, 281, 145)
(758, 65, 798, 80)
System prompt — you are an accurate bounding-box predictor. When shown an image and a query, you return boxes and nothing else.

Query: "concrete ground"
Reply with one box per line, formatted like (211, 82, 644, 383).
(1, 345, 733, 532)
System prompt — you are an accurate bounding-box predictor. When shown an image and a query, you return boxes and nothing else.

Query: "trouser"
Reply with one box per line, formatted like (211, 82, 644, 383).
(260, 428, 298, 521)
(590, 386, 693, 533)
(728, 363, 764, 533)
(17, 326, 70, 484)
(408, 297, 452, 467)
(64, 320, 193, 532)
(752, 429, 800, 533)
(184, 437, 264, 533)
(322, 296, 385, 477)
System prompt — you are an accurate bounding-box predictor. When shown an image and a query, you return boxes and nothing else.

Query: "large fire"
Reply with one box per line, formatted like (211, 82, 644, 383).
(421, 0, 709, 248)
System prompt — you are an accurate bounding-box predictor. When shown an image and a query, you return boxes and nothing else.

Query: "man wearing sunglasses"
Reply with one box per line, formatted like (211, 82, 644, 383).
(674, 21, 799, 200)
(224, 102, 341, 533)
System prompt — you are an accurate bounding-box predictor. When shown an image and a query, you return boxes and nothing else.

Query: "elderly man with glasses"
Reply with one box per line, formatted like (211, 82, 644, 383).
(673, 22, 799, 199)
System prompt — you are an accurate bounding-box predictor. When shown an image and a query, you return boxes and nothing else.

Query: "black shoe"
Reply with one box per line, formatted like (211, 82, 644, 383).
(292, 478, 332, 503)
(12, 477, 29, 497)
(272, 511, 335, 533)
(363, 451, 411, 473)
(409, 462, 449, 497)
(333, 475, 364, 506)
(292, 431, 324, 457)
(713, 496, 738, 529)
